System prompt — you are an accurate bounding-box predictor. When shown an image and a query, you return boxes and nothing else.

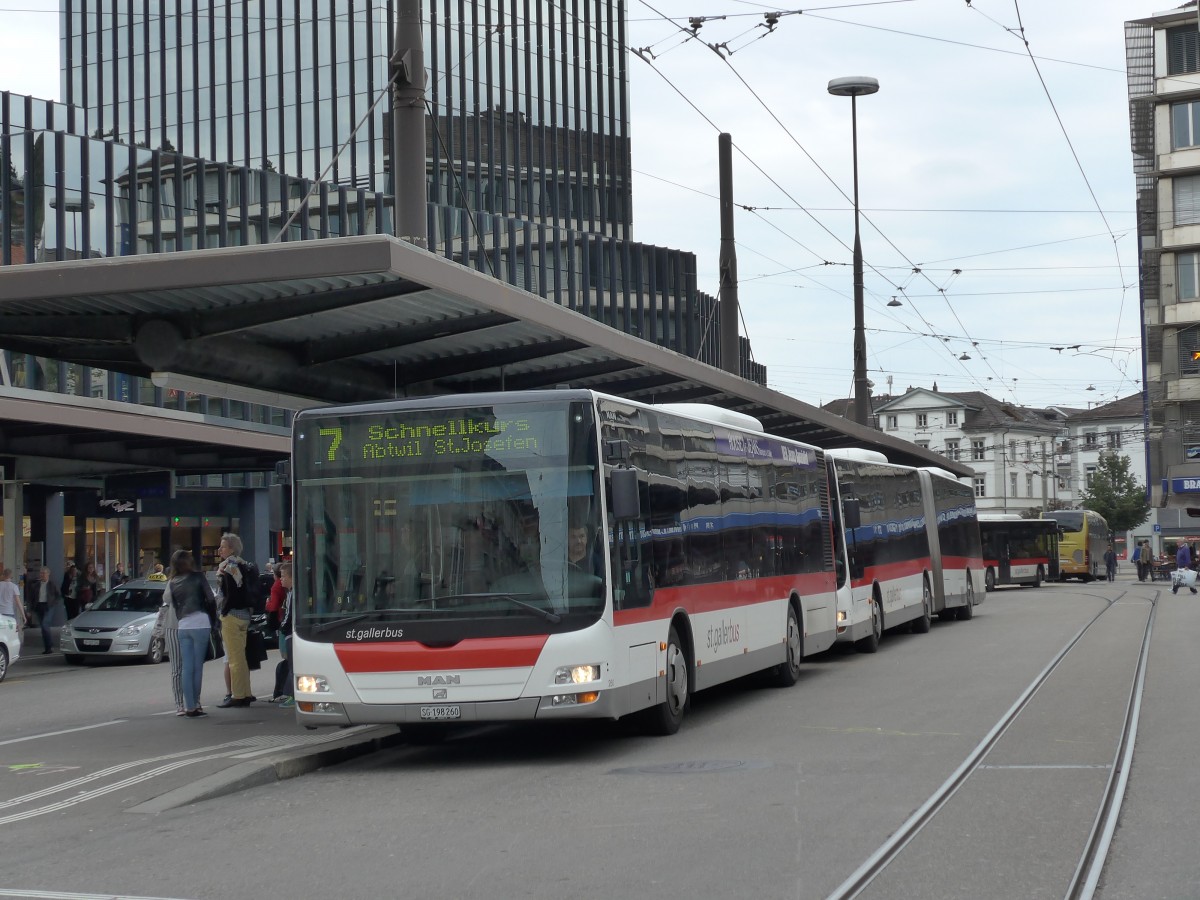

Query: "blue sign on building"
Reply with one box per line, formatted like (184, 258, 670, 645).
(1169, 478, 1200, 494)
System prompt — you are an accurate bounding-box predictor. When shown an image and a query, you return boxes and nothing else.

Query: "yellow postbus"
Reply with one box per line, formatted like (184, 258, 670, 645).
(1042, 509, 1109, 581)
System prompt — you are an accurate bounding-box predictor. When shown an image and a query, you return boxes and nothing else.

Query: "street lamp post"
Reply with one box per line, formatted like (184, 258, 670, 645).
(828, 76, 879, 427)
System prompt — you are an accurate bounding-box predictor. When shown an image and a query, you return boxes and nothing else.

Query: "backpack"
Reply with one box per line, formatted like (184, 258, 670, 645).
(222, 560, 261, 611)
(239, 561, 269, 612)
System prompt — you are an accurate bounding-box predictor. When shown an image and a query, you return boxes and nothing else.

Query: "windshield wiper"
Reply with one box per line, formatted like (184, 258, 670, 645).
(428, 592, 562, 624)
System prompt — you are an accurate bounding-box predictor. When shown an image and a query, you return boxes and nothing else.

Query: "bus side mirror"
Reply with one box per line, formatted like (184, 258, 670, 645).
(610, 467, 641, 520)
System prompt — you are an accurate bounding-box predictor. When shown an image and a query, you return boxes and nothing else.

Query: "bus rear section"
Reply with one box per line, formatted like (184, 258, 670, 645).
(1043, 509, 1107, 582)
(827, 450, 946, 652)
(289, 392, 838, 735)
(919, 468, 984, 617)
(978, 516, 1059, 589)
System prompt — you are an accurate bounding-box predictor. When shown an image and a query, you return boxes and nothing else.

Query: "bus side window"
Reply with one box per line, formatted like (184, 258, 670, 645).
(611, 520, 652, 610)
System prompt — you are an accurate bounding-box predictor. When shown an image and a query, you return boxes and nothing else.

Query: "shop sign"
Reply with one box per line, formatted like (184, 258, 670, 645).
(99, 498, 139, 516)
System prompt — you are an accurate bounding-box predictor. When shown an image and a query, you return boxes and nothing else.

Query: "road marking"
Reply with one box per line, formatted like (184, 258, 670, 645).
(0, 890, 193, 900)
(0, 721, 126, 748)
(0, 729, 384, 824)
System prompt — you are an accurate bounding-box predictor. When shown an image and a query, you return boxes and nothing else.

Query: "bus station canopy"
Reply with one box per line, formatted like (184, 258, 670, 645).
(0, 234, 972, 477)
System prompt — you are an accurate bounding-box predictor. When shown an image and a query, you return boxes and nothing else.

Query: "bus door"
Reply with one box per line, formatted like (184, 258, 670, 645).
(830, 488, 854, 635)
(996, 530, 1012, 584)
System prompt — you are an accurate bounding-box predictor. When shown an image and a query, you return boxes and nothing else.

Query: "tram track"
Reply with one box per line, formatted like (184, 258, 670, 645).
(825, 586, 1159, 900)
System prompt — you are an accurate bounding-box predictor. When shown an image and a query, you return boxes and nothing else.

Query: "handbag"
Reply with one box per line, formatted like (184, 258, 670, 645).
(245, 628, 268, 670)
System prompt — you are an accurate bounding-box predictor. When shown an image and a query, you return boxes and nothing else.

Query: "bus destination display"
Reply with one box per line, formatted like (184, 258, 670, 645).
(305, 413, 539, 466)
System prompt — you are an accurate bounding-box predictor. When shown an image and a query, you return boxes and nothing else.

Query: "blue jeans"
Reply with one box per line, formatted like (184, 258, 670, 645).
(179, 627, 209, 711)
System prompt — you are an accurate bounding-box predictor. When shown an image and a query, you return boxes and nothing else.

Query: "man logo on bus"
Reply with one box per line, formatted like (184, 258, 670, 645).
(417, 675, 462, 686)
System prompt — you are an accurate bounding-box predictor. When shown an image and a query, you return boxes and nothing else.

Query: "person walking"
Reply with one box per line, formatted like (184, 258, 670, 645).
(1103, 545, 1117, 583)
(215, 533, 255, 708)
(1172, 543, 1197, 594)
(33, 567, 64, 654)
(163, 549, 217, 719)
(1131, 541, 1143, 582)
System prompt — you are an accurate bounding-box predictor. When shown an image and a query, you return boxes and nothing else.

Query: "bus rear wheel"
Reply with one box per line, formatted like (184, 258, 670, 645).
(984, 569, 996, 592)
(1033, 565, 1044, 588)
(911, 579, 932, 634)
(769, 603, 803, 687)
(643, 625, 689, 735)
(956, 576, 975, 620)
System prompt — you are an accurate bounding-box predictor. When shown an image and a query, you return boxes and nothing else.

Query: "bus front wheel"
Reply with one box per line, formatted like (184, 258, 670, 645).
(1033, 565, 1044, 588)
(643, 626, 689, 735)
(985, 569, 996, 592)
(769, 603, 803, 687)
(856, 599, 882, 653)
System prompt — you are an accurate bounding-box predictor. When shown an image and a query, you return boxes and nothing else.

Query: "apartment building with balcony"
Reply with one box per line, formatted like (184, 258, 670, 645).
(1127, 7, 1200, 507)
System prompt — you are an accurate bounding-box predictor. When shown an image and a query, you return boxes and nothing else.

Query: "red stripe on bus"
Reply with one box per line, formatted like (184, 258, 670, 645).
(940, 555, 985, 572)
(334, 634, 549, 672)
(983, 557, 1048, 568)
(614, 572, 835, 626)
(850, 557, 930, 588)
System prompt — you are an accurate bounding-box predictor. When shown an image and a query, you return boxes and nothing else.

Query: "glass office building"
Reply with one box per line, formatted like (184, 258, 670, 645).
(63, 0, 632, 240)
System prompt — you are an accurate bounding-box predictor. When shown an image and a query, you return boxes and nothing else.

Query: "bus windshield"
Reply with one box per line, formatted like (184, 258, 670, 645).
(1044, 511, 1083, 533)
(292, 400, 604, 642)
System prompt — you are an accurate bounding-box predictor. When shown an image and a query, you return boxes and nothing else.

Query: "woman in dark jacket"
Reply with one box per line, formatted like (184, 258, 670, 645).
(164, 550, 217, 718)
(76, 561, 101, 608)
(61, 564, 79, 619)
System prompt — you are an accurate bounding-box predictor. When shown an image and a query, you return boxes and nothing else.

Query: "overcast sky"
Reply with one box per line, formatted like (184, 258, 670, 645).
(0, 0, 1171, 413)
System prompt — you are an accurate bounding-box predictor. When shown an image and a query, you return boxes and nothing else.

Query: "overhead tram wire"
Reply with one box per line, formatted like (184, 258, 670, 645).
(632, 2, 1000, 401)
(999, 0, 1135, 400)
(690, 22, 1011, 400)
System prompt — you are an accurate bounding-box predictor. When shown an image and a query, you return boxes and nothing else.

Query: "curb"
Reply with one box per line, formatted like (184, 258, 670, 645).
(127, 724, 405, 814)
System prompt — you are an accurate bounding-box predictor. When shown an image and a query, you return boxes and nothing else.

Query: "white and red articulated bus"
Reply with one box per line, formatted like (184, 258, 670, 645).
(289, 391, 980, 735)
(825, 451, 984, 652)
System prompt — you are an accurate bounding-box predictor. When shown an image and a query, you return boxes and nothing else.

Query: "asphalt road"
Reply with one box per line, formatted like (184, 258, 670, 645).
(0, 576, 1194, 900)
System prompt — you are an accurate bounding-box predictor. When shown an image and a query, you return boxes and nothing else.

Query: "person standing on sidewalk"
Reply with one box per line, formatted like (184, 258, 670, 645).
(274, 561, 296, 708)
(61, 563, 79, 619)
(1104, 545, 1117, 583)
(215, 533, 254, 708)
(165, 549, 217, 719)
(0, 568, 26, 632)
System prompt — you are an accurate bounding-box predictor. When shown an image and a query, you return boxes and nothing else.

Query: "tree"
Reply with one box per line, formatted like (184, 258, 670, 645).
(1079, 451, 1150, 535)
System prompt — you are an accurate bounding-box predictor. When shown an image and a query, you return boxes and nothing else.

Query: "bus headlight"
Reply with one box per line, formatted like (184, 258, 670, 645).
(554, 664, 600, 685)
(296, 675, 330, 694)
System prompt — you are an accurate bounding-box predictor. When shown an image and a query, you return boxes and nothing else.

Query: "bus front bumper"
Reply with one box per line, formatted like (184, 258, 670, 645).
(295, 690, 620, 728)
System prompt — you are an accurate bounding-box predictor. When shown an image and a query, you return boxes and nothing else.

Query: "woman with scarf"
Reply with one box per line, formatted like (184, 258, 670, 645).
(215, 533, 256, 708)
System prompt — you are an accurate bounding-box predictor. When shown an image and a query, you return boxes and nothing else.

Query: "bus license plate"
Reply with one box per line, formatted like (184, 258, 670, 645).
(419, 705, 461, 721)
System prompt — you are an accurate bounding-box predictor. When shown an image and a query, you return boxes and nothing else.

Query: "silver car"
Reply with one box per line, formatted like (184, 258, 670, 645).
(60, 578, 170, 664)
(0, 613, 20, 681)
